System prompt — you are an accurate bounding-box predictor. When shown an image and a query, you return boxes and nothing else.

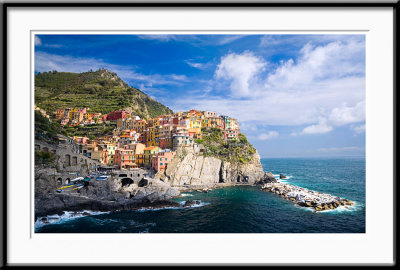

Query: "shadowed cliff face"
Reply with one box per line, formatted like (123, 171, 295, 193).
(155, 146, 275, 188)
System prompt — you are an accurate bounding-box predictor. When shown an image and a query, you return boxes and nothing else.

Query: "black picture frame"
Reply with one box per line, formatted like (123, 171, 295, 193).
(1, 0, 398, 268)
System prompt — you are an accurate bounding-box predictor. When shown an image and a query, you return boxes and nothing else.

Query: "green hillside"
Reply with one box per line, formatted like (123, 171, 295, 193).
(197, 128, 257, 164)
(35, 68, 173, 119)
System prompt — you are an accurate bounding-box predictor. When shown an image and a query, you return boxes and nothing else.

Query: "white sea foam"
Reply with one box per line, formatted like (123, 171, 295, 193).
(135, 206, 182, 212)
(92, 218, 119, 226)
(178, 200, 211, 208)
(274, 173, 293, 182)
(319, 202, 361, 214)
(297, 202, 361, 214)
(181, 193, 194, 197)
(34, 210, 109, 230)
(135, 200, 210, 212)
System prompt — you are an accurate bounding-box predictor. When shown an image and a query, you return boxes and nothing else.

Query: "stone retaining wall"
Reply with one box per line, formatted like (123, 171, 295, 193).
(35, 141, 101, 172)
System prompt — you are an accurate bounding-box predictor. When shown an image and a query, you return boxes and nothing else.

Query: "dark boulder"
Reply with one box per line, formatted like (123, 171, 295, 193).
(183, 200, 201, 207)
(256, 172, 277, 185)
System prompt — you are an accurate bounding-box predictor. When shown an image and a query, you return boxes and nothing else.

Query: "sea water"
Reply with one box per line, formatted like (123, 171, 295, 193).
(35, 157, 365, 233)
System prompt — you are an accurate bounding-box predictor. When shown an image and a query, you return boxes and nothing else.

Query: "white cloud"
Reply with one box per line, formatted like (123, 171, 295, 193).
(351, 124, 366, 135)
(186, 61, 203, 69)
(185, 59, 212, 70)
(170, 74, 189, 82)
(258, 131, 279, 140)
(215, 51, 266, 97)
(299, 100, 365, 135)
(137, 35, 176, 42)
(301, 121, 333, 135)
(265, 41, 364, 89)
(217, 35, 245, 45)
(317, 146, 364, 153)
(328, 101, 365, 126)
(35, 36, 42, 46)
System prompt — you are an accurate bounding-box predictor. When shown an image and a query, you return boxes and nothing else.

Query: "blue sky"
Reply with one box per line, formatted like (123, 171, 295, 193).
(35, 34, 365, 158)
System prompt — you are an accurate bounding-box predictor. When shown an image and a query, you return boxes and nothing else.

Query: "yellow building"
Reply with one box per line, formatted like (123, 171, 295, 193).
(147, 126, 156, 146)
(134, 120, 147, 134)
(55, 109, 65, 119)
(201, 118, 211, 128)
(143, 146, 160, 168)
(106, 144, 117, 165)
(136, 154, 145, 167)
(189, 117, 202, 129)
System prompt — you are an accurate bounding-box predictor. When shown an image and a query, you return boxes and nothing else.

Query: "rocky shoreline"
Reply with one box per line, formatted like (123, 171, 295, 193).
(35, 167, 183, 220)
(261, 182, 354, 211)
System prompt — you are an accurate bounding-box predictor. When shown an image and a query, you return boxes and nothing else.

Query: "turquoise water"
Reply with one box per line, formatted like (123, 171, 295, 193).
(35, 157, 365, 233)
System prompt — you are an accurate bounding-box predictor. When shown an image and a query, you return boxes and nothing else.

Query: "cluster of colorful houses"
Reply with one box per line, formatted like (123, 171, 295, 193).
(54, 107, 135, 126)
(51, 108, 240, 172)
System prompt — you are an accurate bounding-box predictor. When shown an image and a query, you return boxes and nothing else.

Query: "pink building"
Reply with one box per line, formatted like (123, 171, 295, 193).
(60, 118, 69, 126)
(114, 143, 145, 169)
(151, 150, 175, 172)
(74, 136, 90, 145)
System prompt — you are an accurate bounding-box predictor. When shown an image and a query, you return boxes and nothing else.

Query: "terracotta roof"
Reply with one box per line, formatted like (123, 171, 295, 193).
(144, 146, 158, 150)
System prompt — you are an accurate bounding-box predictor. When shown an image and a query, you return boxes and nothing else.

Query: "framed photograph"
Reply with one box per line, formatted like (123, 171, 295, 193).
(2, 0, 397, 267)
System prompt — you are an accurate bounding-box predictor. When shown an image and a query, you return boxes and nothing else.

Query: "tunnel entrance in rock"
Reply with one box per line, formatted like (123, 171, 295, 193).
(218, 166, 224, 183)
(121, 178, 134, 187)
(138, 178, 149, 187)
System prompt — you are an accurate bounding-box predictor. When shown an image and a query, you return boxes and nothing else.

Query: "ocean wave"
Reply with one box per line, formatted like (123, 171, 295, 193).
(92, 218, 120, 226)
(178, 200, 210, 208)
(135, 206, 182, 212)
(116, 221, 156, 233)
(296, 202, 361, 214)
(135, 200, 210, 212)
(35, 210, 109, 230)
(318, 202, 362, 214)
(273, 174, 293, 182)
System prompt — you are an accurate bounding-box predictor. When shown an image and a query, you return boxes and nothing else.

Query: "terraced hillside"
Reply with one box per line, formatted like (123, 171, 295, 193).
(35, 68, 173, 119)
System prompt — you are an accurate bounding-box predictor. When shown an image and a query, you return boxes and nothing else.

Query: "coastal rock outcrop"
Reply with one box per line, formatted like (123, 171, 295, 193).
(155, 146, 267, 189)
(256, 172, 278, 185)
(261, 182, 354, 212)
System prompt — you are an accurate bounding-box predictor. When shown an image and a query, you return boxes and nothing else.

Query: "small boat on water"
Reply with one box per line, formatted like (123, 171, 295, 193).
(82, 177, 91, 182)
(96, 175, 109, 181)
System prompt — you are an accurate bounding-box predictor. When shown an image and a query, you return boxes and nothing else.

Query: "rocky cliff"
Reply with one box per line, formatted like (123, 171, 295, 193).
(155, 146, 276, 189)
(35, 167, 180, 219)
